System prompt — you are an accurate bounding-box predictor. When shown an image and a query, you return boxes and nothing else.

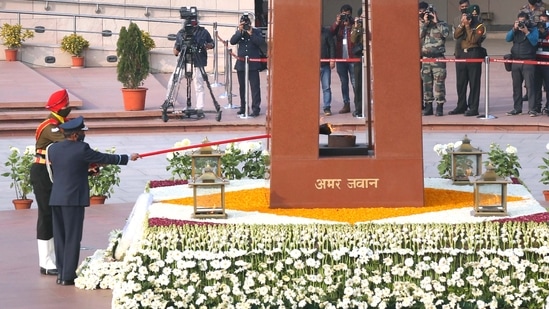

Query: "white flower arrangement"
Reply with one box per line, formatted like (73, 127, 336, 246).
(100, 222, 549, 308)
(433, 140, 462, 178)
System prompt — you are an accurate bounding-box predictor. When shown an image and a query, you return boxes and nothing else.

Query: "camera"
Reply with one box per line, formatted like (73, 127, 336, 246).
(241, 13, 251, 31)
(179, 7, 198, 45)
(340, 13, 353, 23)
(518, 21, 526, 29)
(420, 4, 435, 20)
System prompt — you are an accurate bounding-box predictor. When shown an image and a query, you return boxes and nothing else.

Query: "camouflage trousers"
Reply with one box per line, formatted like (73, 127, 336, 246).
(421, 61, 446, 104)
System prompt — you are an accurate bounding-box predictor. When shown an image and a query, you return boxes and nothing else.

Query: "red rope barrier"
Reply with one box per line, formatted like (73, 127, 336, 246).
(420, 58, 484, 63)
(139, 134, 271, 158)
(490, 58, 549, 66)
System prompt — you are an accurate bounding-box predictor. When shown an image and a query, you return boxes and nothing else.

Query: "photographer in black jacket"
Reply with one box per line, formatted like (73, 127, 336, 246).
(505, 12, 539, 116)
(230, 14, 267, 117)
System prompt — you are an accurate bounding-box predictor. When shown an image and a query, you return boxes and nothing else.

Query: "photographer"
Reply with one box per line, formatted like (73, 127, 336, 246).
(419, 2, 449, 117)
(166, 8, 214, 119)
(450, 4, 486, 117)
(505, 12, 539, 116)
(230, 13, 266, 117)
(330, 4, 356, 115)
(350, 8, 364, 117)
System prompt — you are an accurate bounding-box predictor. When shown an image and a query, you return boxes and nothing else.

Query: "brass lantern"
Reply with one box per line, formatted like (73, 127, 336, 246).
(190, 137, 223, 181)
(190, 137, 228, 219)
(469, 163, 509, 217)
(450, 135, 483, 184)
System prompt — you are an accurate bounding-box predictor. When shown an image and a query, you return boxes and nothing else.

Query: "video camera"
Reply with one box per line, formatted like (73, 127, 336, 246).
(241, 13, 252, 31)
(179, 6, 198, 44)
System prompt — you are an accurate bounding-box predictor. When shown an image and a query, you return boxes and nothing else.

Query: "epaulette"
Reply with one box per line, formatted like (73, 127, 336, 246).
(35, 118, 60, 141)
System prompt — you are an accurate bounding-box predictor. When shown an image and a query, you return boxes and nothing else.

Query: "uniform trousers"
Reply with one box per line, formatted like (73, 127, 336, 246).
(30, 163, 54, 240)
(455, 61, 482, 112)
(511, 63, 536, 112)
(534, 64, 549, 112)
(52, 206, 85, 281)
(237, 69, 261, 115)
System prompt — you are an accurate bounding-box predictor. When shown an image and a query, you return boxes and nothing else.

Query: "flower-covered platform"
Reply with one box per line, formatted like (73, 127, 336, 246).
(76, 179, 549, 309)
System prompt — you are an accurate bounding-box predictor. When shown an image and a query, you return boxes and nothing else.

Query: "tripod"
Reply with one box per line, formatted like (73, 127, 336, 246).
(161, 43, 222, 122)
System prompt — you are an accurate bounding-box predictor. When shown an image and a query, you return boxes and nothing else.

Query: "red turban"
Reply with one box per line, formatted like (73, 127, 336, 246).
(45, 89, 69, 112)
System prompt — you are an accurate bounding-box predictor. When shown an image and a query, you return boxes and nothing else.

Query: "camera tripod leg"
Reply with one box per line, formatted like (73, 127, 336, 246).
(197, 64, 222, 122)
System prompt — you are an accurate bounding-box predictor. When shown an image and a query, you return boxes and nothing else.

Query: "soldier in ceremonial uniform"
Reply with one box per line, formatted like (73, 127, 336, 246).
(29, 89, 72, 276)
(450, 4, 486, 116)
(47, 116, 140, 285)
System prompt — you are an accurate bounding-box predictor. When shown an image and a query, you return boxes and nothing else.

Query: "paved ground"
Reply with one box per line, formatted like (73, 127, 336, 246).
(1, 35, 549, 308)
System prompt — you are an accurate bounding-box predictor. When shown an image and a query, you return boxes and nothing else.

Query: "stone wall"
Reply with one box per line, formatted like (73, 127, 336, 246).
(0, 0, 255, 71)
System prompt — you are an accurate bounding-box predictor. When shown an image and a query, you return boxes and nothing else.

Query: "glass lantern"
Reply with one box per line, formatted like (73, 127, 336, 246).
(469, 163, 509, 217)
(190, 137, 223, 181)
(189, 137, 228, 219)
(450, 135, 483, 184)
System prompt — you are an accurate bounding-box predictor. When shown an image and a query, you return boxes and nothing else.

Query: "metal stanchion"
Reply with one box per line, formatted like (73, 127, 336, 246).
(357, 55, 365, 119)
(227, 49, 235, 108)
(479, 56, 496, 119)
(240, 55, 252, 118)
(210, 22, 223, 87)
(221, 46, 237, 108)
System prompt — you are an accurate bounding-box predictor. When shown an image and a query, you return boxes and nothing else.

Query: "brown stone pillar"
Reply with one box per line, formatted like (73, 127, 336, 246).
(269, 0, 424, 208)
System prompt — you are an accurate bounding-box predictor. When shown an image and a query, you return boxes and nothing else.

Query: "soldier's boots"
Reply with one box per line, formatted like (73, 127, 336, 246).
(338, 103, 351, 114)
(423, 103, 433, 116)
(435, 103, 444, 117)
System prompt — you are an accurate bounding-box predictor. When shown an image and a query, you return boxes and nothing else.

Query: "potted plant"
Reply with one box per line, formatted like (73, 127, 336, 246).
(0, 23, 34, 61)
(484, 142, 521, 184)
(60, 33, 90, 67)
(88, 147, 122, 204)
(116, 22, 156, 111)
(1, 145, 34, 209)
(539, 142, 549, 201)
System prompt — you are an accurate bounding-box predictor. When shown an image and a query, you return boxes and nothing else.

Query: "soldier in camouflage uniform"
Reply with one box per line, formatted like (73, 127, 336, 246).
(520, 0, 546, 24)
(419, 2, 449, 117)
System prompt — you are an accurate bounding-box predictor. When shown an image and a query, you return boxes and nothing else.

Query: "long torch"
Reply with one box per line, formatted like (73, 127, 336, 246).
(138, 134, 271, 158)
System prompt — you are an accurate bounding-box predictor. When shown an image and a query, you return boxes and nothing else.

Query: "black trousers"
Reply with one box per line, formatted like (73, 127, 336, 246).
(237, 69, 261, 115)
(354, 59, 362, 114)
(512, 63, 536, 112)
(455, 61, 482, 112)
(534, 64, 549, 112)
(30, 163, 54, 240)
(52, 206, 85, 281)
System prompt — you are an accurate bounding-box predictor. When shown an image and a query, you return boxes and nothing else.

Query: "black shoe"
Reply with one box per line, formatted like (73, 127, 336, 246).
(249, 112, 259, 117)
(60, 280, 75, 286)
(506, 109, 522, 116)
(464, 110, 479, 116)
(323, 108, 332, 116)
(522, 95, 528, 101)
(448, 109, 465, 115)
(236, 110, 245, 115)
(40, 267, 58, 276)
(529, 111, 539, 117)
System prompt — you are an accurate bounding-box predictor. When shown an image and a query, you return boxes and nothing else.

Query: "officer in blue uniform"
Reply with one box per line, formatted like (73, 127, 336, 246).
(47, 116, 140, 285)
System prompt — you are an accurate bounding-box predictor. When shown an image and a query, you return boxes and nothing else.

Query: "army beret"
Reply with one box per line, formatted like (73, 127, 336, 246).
(59, 116, 88, 132)
(467, 5, 480, 16)
(45, 89, 69, 112)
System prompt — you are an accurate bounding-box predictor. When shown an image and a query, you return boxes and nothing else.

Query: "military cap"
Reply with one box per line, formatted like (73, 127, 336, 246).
(59, 116, 88, 132)
(467, 5, 480, 16)
(45, 89, 69, 112)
